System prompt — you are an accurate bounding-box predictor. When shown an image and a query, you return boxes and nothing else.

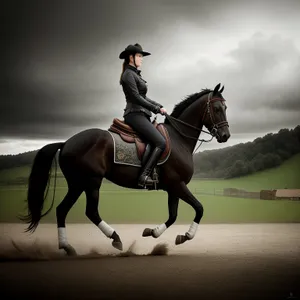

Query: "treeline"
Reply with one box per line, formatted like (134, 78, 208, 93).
(0, 125, 300, 178)
(193, 125, 300, 178)
(0, 150, 37, 171)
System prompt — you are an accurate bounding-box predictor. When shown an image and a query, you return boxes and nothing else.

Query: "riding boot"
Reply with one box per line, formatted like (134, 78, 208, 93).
(138, 147, 164, 187)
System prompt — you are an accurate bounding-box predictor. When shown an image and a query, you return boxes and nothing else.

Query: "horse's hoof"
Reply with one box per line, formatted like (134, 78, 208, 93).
(142, 228, 153, 237)
(64, 245, 77, 256)
(175, 235, 188, 245)
(112, 241, 123, 251)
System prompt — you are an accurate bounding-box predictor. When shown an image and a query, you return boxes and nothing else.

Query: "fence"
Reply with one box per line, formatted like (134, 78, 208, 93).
(223, 188, 260, 199)
(194, 188, 223, 196)
(194, 188, 300, 201)
(194, 187, 260, 199)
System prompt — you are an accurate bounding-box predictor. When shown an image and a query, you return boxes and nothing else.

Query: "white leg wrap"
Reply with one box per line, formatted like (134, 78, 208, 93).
(152, 223, 167, 238)
(98, 220, 114, 238)
(58, 227, 68, 248)
(186, 222, 198, 240)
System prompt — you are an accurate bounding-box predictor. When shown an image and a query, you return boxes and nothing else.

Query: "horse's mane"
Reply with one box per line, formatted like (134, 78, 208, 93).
(164, 88, 211, 124)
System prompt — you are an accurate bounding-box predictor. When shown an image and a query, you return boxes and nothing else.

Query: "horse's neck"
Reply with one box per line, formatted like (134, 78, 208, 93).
(177, 97, 206, 153)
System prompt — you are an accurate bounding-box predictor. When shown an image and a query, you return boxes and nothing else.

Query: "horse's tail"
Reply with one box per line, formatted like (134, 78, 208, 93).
(19, 142, 65, 233)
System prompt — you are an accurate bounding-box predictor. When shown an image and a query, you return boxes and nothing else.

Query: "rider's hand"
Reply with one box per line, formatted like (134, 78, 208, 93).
(160, 107, 167, 115)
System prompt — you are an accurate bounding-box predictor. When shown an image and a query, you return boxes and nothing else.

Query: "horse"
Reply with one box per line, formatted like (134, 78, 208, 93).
(20, 83, 230, 255)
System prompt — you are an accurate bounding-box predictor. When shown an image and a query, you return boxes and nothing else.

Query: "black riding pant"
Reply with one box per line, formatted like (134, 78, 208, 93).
(124, 112, 166, 151)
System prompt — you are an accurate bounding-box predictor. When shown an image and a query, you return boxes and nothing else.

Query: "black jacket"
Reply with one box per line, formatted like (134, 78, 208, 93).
(120, 65, 163, 117)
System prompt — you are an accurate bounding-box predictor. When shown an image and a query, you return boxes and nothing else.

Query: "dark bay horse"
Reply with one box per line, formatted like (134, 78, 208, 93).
(20, 83, 230, 255)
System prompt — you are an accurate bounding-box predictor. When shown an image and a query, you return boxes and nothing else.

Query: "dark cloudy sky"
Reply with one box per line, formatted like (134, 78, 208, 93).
(1, 0, 300, 154)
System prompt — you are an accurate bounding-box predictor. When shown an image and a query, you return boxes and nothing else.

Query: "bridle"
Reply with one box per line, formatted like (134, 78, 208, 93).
(202, 92, 228, 137)
(164, 92, 228, 153)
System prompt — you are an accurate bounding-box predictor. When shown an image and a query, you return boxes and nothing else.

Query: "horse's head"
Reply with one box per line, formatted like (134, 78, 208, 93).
(202, 83, 230, 143)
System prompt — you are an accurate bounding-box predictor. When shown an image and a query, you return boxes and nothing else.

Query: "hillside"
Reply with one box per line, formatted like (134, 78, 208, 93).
(0, 150, 37, 171)
(223, 153, 300, 190)
(193, 125, 300, 178)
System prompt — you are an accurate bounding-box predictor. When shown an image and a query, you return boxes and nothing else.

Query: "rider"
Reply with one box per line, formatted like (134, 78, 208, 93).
(119, 43, 167, 187)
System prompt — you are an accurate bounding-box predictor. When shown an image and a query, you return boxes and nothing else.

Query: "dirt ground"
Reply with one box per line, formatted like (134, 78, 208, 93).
(1, 223, 300, 300)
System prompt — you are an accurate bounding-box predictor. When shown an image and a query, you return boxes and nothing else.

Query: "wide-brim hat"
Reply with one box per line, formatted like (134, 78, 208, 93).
(119, 43, 151, 59)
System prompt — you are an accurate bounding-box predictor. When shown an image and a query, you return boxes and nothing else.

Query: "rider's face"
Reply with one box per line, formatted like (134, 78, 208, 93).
(130, 53, 143, 68)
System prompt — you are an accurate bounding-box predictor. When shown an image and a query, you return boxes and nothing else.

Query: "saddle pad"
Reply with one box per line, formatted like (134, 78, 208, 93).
(107, 131, 170, 167)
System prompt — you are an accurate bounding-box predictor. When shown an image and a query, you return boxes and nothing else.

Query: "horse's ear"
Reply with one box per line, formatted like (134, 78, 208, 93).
(219, 85, 224, 93)
(213, 83, 221, 95)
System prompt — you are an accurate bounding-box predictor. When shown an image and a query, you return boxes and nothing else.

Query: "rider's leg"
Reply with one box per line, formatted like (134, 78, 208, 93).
(124, 112, 166, 186)
(138, 146, 164, 186)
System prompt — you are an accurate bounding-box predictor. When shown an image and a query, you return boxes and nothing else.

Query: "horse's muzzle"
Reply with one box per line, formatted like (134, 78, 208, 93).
(216, 127, 230, 143)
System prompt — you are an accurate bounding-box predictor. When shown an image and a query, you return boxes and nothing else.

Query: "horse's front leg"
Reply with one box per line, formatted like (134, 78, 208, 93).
(173, 181, 204, 245)
(142, 192, 179, 238)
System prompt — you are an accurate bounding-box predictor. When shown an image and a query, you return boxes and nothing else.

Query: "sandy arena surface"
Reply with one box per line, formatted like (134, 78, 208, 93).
(1, 223, 300, 300)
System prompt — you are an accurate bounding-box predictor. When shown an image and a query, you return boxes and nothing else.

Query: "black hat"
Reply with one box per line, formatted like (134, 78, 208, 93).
(119, 43, 151, 59)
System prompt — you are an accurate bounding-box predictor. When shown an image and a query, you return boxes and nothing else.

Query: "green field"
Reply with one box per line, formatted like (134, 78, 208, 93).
(0, 154, 299, 224)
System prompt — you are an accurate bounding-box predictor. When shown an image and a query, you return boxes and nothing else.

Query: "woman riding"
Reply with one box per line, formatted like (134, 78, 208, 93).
(119, 43, 167, 188)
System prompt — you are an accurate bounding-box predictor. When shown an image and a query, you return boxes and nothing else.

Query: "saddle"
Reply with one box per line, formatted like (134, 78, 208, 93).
(108, 118, 171, 164)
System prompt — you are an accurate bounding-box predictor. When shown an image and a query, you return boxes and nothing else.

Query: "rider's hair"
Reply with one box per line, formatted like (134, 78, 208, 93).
(119, 56, 130, 85)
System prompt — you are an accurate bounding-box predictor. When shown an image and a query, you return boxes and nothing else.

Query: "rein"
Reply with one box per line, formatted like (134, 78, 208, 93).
(164, 114, 213, 140)
(164, 114, 214, 153)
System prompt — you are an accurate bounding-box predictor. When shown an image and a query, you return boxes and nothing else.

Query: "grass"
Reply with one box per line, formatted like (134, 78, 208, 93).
(190, 153, 300, 191)
(225, 153, 300, 191)
(1, 188, 299, 224)
(0, 154, 299, 224)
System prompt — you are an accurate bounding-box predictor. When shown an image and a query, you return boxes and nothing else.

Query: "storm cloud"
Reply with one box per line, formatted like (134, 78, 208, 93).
(1, 0, 300, 154)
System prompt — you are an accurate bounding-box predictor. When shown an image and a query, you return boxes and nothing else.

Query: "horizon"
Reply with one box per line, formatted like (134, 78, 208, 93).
(1, 125, 298, 156)
(2, 0, 300, 155)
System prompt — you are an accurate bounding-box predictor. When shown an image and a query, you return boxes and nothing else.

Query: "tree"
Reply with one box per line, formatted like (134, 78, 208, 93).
(264, 153, 282, 168)
(227, 160, 248, 178)
(250, 153, 265, 172)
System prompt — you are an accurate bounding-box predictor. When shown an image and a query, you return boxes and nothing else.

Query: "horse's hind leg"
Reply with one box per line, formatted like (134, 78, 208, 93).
(85, 178, 123, 251)
(56, 185, 83, 256)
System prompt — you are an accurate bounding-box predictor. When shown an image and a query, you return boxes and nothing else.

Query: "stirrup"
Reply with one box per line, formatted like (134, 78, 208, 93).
(138, 168, 159, 188)
(138, 175, 154, 187)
